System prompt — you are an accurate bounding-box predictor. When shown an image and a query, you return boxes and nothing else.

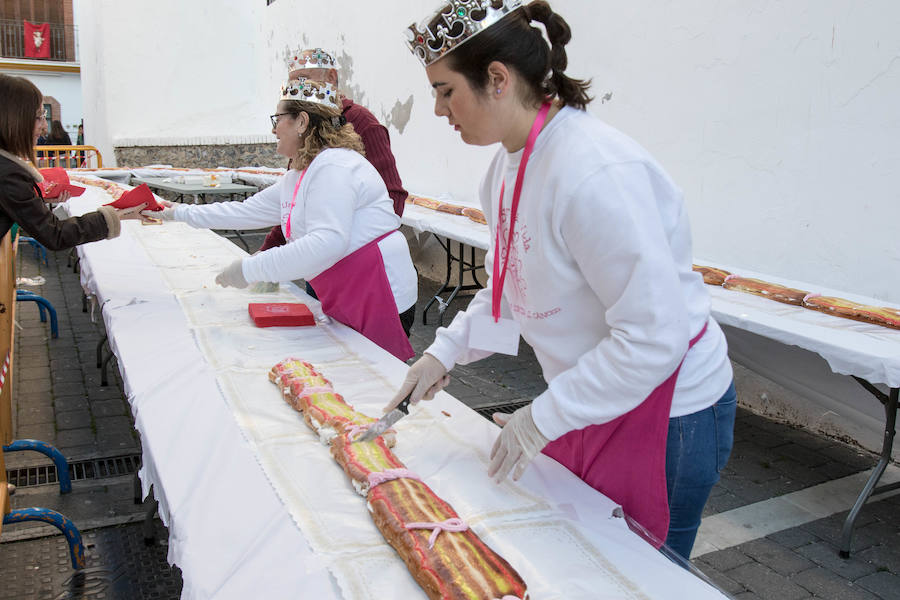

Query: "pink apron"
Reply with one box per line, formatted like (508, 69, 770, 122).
(542, 323, 708, 547)
(309, 231, 414, 362)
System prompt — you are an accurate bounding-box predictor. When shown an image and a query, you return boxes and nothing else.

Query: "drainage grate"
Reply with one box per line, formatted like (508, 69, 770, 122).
(7, 453, 142, 488)
(473, 399, 533, 420)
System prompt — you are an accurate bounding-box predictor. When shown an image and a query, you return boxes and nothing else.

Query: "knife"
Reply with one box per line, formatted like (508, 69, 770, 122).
(357, 392, 412, 443)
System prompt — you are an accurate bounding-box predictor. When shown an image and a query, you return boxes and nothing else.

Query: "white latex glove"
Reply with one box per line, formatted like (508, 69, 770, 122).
(140, 206, 175, 221)
(384, 353, 449, 412)
(488, 405, 550, 483)
(215, 259, 249, 288)
(116, 203, 148, 220)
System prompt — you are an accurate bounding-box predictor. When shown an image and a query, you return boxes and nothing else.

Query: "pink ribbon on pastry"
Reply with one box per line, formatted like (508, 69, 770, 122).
(346, 424, 369, 441)
(803, 293, 821, 304)
(367, 468, 421, 488)
(723, 274, 738, 283)
(295, 385, 334, 396)
(405, 517, 468, 549)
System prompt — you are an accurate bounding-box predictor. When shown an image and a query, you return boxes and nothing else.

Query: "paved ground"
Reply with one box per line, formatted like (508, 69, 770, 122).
(1, 233, 898, 599)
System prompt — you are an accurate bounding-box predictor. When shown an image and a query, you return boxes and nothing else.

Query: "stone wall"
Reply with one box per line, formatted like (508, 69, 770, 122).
(114, 143, 286, 169)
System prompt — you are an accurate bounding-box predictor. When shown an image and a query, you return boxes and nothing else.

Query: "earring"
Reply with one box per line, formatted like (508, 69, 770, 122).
(496, 89, 501, 95)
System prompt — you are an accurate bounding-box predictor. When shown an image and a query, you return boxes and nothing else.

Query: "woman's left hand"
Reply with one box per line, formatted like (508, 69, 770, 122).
(57, 190, 71, 203)
(488, 405, 550, 483)
(216, 259, 249, 288)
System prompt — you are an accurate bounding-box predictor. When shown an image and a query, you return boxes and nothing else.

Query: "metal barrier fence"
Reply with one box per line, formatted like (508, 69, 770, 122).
(34, 145, 103, 169)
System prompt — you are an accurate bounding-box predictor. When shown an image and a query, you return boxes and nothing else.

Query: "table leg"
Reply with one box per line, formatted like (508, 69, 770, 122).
(839, 384, 899, 557)
(422, 237, 485, 326)
(422, 235, 454, 326)
(227, 193, 251, 252)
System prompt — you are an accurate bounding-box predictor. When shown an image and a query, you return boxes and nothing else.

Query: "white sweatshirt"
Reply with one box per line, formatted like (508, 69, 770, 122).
(426, 107, 733, 441)
(172, 148, 417, 313)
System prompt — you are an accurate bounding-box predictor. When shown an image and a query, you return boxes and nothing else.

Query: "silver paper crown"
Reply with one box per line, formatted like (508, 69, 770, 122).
(286, 47, 338, 73)
(405, 0, 523, 67)
(280, 78, 340, 109)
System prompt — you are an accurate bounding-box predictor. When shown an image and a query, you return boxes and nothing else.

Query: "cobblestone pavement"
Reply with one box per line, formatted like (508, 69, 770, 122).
(1, 236, 897, 599)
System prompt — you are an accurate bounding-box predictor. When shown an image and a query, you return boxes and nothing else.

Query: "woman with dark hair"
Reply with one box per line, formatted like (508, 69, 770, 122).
(0, 74, 144, 250)
(389, 1, 735, 560)
(145, 78, 417, 361)
(46, 120, 72, 146)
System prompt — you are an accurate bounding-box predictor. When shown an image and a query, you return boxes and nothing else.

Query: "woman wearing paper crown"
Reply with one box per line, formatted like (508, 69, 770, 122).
(0, 74, 146, 250)
(143, 78, 417, 361)
(258, 48, 408, 257)
(387, 0, 736, 560)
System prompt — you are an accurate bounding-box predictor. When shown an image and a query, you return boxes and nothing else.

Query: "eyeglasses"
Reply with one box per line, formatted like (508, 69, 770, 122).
(270, 112, 292, 128)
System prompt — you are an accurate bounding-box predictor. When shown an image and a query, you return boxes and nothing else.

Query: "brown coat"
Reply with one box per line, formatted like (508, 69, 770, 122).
(0, 150, 118, 250)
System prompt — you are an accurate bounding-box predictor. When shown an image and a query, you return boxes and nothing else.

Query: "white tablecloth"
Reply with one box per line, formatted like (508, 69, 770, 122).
(695, 260, 900, 458)
(400, 196, 490, 251)
(698, 260, 900, 388)
(59, 186, 725, 599)
(75, 166, 285, 191)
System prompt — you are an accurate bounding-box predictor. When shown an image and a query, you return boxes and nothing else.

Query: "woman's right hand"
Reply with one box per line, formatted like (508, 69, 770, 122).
(116, 203, 148, 220)
(384, 353, 450, 412)
(139, 205, 175, 222)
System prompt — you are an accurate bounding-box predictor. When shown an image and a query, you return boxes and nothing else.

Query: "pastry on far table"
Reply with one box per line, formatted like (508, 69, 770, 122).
(722, 276, 808, 305)
(411, 195, 442, 210)
(692, 264, 731, 286)
(461, 207, 487, 225)
(436, 202, 464, 215)
(802, 295, 900, 330)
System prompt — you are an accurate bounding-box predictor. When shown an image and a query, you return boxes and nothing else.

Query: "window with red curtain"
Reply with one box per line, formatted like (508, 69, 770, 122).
(24, 21, 51, 59)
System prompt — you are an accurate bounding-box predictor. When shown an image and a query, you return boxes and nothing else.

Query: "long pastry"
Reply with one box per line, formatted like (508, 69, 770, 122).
(436, 203, 465, 215)
(692, 264, 731, 286)
(722, 275, 808, 305)
(269, 359, 529, 600)
(802, 295, 900, 330)
(269, 358, 396, 446)
(411, 195, 442, 210)
(461, 207, 487, 225)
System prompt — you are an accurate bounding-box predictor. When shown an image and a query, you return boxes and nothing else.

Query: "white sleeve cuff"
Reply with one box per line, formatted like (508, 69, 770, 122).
(424, 335, 463, 373)
(529, 389, 567, 442)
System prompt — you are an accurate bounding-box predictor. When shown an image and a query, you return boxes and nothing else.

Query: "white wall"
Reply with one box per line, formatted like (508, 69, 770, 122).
(77, 0, 272, 163)
(77, 0, 900, 302)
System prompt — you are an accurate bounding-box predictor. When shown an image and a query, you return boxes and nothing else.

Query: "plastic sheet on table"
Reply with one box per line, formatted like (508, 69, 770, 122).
(134, 226, 234, 254)
(326, 546, 429, 600)
(178, 288, 300, 328)
(192, 322, 349, 369)
(473, 516, 725, 599)
(157, 267, 221, 294)
(218, 370, 317, 441)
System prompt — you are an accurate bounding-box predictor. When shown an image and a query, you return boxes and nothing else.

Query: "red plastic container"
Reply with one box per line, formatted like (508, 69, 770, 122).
(248, 303, 316, 327)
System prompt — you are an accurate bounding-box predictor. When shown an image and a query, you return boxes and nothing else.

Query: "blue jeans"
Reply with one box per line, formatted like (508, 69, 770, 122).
(664, 381, 737, 560)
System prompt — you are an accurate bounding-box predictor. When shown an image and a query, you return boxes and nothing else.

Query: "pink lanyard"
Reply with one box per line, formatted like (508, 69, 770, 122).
(286, 168, 308, 239)
(491, 102, 552, 322)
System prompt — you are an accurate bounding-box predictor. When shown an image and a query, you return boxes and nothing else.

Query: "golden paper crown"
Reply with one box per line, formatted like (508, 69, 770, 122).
(405, 0, 523, 67)
(280, 78, 340, 109)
